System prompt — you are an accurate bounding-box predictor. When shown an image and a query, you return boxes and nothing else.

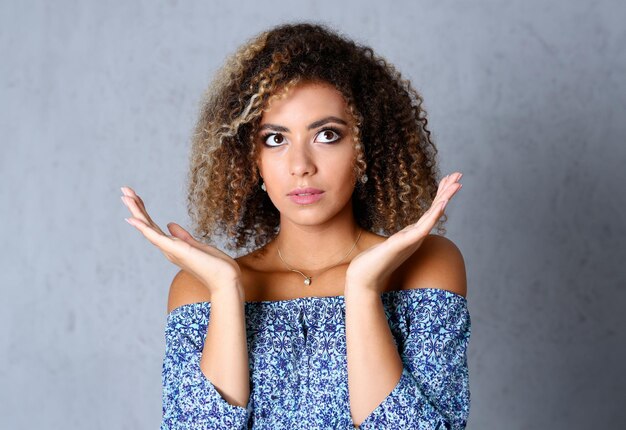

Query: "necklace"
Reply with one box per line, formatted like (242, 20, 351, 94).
(276, 228, 363, 286)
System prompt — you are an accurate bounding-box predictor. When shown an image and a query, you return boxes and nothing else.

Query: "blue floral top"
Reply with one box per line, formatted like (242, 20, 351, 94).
(161, 288, 471, 429)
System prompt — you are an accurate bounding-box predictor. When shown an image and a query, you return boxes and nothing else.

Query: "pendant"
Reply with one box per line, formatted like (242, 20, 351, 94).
(304, 277, 311, 286)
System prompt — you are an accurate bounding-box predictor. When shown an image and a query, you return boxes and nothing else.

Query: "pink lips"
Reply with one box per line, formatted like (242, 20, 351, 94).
(287, 187, 324, 205)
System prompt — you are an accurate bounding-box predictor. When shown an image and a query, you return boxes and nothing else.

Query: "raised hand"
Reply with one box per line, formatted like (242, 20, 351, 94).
(345, 172, 463, 294)
(120, 186, 243, 297)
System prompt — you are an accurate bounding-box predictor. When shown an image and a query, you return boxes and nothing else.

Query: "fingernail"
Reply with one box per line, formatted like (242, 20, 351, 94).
(458, 173, 463, 180)
(125, 218, 132, 225)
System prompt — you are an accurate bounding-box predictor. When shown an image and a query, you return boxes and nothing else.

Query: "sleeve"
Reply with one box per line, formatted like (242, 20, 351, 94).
(358, 291, 471, 430)
(161, 304, 249, 429)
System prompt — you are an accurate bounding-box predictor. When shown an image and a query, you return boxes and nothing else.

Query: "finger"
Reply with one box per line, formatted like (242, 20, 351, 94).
(167, 223, 226, 259)
(122, 186, 148, 211)
(126, 217, 201, 266)
(404, 189, 453, 236)
(434, 172, 463, 204)
(400, 204, 445, 241)
(437, 174, 449, 194)
(126, 217, 175, 250)
(120, 187, 152, 220)
(120, 194, 165, 235)
(438, 182, 462, 205)
(437, 172, 461, 193)
(121, 194, 151, 225)
(444, 172, 462, 190)
(397, 173, 463, 245)
(442, 176, 463, 201)
(435, 173, 453, 200)
(167, 223, 195, 242)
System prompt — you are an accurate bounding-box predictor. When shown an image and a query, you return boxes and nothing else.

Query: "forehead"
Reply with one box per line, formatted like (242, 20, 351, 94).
(261, 81, 349, 123)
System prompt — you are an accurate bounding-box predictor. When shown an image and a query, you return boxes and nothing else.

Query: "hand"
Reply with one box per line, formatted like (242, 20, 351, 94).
(345, 172, 463, 294)
(120, 186, 243, 296)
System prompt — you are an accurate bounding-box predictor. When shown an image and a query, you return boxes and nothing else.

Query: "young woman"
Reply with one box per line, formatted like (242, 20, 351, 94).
(121, 22, 470, 429)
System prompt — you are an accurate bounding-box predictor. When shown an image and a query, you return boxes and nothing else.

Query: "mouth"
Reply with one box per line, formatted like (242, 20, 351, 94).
(287, 189, 325, 205)
(287, 187, 324, 196)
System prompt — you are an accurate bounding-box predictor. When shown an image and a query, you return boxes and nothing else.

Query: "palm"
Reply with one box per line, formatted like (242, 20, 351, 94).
(346, 229, 423, 289)
(120, 186, 241, 293)
(346, 172, 463, 290)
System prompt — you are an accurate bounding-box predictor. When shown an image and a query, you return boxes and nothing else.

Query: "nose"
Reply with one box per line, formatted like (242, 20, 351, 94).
(288, 142, 316, 177)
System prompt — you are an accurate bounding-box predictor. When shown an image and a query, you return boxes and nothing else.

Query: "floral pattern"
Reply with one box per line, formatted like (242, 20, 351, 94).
(162, 288, 471, 429)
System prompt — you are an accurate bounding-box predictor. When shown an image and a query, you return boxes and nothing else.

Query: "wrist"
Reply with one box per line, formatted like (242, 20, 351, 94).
(344, 278, 380, 299)
(208, 281, 245, 303)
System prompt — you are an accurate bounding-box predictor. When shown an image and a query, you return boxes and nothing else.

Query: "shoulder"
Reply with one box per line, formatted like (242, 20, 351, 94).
(396, 234, 467, 298)
(167, 269, 212, 314)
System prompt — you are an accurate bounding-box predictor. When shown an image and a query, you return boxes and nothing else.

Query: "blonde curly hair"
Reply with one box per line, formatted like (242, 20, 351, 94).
(186, 22, 447, 253)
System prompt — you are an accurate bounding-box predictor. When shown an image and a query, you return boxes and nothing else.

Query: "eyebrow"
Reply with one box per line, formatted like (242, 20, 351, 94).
(258, 116, 348, 132)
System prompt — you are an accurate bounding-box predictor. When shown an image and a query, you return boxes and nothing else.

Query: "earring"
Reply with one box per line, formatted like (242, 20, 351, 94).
(261, 181, 267, 192)
(360, 174, 368, 184)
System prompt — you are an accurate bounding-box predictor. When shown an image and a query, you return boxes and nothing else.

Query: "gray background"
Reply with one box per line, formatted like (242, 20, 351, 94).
(1, 0, 624, 428)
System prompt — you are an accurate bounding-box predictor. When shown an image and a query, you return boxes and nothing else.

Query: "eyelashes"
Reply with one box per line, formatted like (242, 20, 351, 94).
(259, 132, 286, 147)
(259, 127, 344, 147)
(316, 127, 343, 143)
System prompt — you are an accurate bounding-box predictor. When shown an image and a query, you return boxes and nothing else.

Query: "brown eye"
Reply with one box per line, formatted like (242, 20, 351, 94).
(316, 129, 342, 144)
(263, 133, 286, 147)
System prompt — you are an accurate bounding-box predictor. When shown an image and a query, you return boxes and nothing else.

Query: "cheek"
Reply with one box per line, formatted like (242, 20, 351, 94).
(259, 158, 280, 182)
(337, 147, 357, 176)
(257, 153, 274, 177)
(332, 150, 357, 190)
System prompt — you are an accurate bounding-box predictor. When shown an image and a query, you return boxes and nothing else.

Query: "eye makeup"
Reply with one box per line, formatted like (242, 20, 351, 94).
(259, 127, 344, 148)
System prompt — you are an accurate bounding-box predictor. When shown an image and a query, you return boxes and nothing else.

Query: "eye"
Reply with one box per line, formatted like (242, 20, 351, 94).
(261, 133, 286, 147)
(315, 128, 342, 144)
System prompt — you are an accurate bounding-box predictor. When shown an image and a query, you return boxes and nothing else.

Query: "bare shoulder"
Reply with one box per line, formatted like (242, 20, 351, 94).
(397, 234, 467, 298)
(167, 269, 212, 314)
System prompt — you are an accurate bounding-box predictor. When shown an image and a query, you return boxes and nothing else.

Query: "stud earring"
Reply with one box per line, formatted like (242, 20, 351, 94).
(360, 174, 368, 184)
(261, 181, 267, 192)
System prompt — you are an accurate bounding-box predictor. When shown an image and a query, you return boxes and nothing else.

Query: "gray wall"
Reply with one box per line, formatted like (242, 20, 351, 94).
(1, 0, 624, 428)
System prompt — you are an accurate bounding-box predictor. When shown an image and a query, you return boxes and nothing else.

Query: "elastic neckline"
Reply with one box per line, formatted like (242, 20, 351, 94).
(167, 287, 466, 319)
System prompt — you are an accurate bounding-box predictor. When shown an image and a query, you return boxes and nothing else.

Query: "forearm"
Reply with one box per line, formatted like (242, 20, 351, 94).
(344, 284, 404, 426)
(201, 285, 250, 408)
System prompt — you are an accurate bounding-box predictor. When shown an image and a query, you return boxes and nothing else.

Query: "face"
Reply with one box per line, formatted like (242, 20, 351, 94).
(255, 81, 357, 227)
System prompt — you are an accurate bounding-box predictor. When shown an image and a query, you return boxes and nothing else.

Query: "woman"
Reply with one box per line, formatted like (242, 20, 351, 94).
(121, 22, 469, 429)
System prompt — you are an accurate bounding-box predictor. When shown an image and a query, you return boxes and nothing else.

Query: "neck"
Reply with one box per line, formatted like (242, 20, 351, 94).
(273, 204, 362, 272)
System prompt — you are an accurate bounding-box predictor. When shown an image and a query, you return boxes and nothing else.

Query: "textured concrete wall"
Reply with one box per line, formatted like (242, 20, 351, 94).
(1, 0, 624, 428)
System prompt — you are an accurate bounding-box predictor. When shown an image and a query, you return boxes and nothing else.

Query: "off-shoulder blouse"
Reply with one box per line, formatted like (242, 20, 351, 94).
(161, 287, 471, 429)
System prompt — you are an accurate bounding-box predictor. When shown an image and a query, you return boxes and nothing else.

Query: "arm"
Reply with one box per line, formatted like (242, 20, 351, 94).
(162, 270, 250, 429)
(344, 289, 404, 427)
(201, 288, 250, 408)
(168, 269, 250, 407)
(119, 187, 251, 426)
(345, 235, 469, 428)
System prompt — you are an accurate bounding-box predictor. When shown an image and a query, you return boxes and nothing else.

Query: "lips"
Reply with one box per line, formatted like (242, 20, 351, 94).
(287, 187, 323, 196)
(287, 187, 324, 205)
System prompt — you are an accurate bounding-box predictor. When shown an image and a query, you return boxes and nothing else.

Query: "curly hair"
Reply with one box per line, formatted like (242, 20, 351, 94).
(186, 21, 447, 253)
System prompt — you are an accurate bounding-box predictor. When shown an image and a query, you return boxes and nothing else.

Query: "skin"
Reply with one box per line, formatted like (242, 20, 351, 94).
(239, 80, 383, 300)
(120, 80, 465, 425)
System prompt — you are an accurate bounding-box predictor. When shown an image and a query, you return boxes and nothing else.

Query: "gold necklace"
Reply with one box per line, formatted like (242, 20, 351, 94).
(277, 228, 363, 286)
